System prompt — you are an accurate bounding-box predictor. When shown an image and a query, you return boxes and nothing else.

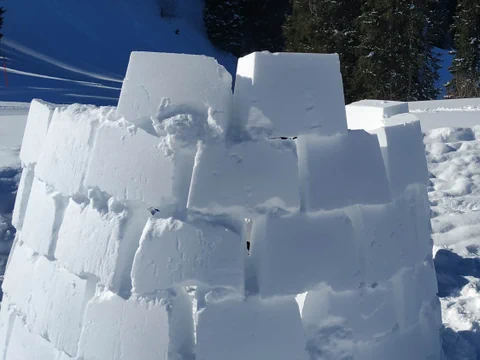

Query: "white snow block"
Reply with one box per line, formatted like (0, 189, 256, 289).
(11, 165, 35, 230)
(3, 243, 95, 356)
(391, 260, 440, 331)
(346, 100, 409, 131)
(85, 120, 195, 212)
(196, 296, 308, 360)
(20, 99, 55, 166)
(188, 139, 300, 212)
(5, 318, 58, 360)
(118, 52, 233, 131)
(132, 218, 245, 295)
(20, 178, 65, 257)
(345, 200, 421, 285)
(234, 52, 347, 137)
(297, 131, 391, 211)
(35, 104, 111, 196)
(55, 195, 148, 296)
(301, 283, 397, 341)
(78, 290, 194, 360)
(251, 210, 359, 297)
(403, 185, 433, 260)
(371, 114, 429, 197)
(0, 298, 16, 360)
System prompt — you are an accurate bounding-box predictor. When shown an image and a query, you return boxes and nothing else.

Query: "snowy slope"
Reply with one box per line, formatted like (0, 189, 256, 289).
(0, 0, 235, 105)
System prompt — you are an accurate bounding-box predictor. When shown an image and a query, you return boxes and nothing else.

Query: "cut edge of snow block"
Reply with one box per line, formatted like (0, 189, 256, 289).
(55, 192, 149, 297)
(370, 114, 429, 197)
(234, 51, 348, 138)
(85, 119, 196, 212)
(297, 130, 391, 211)
(131, 217, 245, 295)
(78, 289, 194, 360)
(250, 209, 360, 298)
(20, 177, 66, 258)
(196, 295, 309, 360)
(20, 99, 56, 166)
(12, 165, 35, 231)
(346, 100, 409, 131)
(187, 139, 300, 213)
(118, 51, 233, 136)
(35, 104, 116, 197)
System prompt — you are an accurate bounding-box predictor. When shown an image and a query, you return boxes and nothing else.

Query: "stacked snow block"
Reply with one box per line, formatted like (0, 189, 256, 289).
(0, 51, 442, 360)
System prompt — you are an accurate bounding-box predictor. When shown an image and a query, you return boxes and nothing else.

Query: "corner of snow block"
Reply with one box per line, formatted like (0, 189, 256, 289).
(78, 289, 194, 360)
(370, 114, 429, 197)
(5, 317, 59, 360)
(187, 139, 300, 213)
(250, 209, 360, 298)
(35, 104, 110, 196)
(234, 51, 348, 137)
(391, 260, 439, 332)
(11, 164, 35, 230)
(20, 178, 66, 258)
(131, 217, 245, 295)
(117, 51, 233, 134)
(19, 99, 56, 166)
(85, 120, 196, 212)
(196, 295, 309, 360)
(346, 100, 409, 131)
(345, 199, 424, 285)
(301, 282, 397, 342)
(55, 196, 149, 296)
(297, 130, 391, 212)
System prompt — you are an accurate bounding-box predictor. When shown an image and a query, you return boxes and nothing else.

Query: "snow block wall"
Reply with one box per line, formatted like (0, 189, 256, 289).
(0, 51, 442, 360)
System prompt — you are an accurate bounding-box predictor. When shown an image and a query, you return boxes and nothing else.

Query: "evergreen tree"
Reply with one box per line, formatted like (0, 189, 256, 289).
(284, 0, 362, 103)
(0, 7, 5, 42)
(354, 0, 440, 101)
(445, 0, 480, 98)
(204, 0, 246, 57)
(204, 0, 290, 57)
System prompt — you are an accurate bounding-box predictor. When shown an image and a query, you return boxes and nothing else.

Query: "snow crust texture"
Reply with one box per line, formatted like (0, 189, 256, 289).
(0, 51, 442, 359)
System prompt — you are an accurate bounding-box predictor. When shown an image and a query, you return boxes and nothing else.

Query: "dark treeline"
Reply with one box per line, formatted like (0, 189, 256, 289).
(204, 0, 480, 102)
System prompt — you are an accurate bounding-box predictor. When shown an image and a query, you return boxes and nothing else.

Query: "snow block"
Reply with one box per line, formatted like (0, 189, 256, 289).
(85, 120, 196, 212)
(20, 99, 55, 166)
(234, 52, 347, 137)
(0, 298, 16, 360)
(196, 296, 308, 360)
(391, 260, 440, 331)
(35, 104, 112, 196)
(251, 210, 359, 297)
(301, 283, 397, 341)
(55, 194, 148, 296)
(297, 131, 391, 211)
(117, 52, 233, 132)
(346, 100, 409, 131)
(5, 318, 58, 360)
(132, 217, 244, 294)
(345, 200, 422, 285)
(11, 165, 35, 231)
(78, 290, 194, 360)
(20, 178, 65, 257)
(371, 114, 429, 197)
(187, 139, 300, 212)
(3, 244, 95, 356)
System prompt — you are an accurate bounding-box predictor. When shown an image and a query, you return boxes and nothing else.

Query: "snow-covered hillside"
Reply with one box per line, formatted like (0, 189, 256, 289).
(0, 0, 235, 105)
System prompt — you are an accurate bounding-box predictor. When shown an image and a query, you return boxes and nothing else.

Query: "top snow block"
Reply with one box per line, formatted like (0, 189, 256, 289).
(234, 52, 348, 137)
(20, 99, 56, 166)
(117, 52, 233, 132)
(346, 100, 409, 131)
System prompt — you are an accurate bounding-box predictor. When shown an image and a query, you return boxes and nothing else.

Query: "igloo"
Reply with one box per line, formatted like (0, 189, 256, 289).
(0, 51, 442, 360)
